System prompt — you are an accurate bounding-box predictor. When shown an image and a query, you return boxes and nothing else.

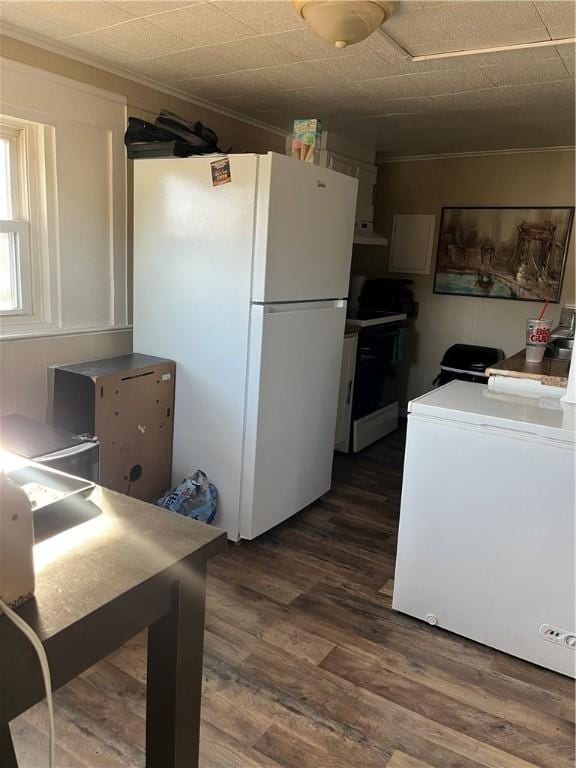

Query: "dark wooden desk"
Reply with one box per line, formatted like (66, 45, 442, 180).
(0, 478, 225, 768)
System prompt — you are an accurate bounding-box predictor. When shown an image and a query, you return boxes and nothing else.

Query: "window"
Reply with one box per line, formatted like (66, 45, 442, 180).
(0, 123, 32, 316)
(1, 58, 128, 339)
(0, 111, 58, 337)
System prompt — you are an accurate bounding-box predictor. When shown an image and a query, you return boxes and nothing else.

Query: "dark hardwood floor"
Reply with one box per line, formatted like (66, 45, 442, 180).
(12, 426, 576, 767)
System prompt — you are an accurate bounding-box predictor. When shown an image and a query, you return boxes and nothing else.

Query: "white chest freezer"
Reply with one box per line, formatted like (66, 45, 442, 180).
(393, 380, 575, 677)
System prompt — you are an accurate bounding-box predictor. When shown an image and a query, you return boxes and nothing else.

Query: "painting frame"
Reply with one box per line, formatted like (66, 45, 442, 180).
(433, 206, 574, 303)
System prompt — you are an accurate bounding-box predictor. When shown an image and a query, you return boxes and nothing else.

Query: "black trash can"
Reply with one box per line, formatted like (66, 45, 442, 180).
(433, 344, 505, 387)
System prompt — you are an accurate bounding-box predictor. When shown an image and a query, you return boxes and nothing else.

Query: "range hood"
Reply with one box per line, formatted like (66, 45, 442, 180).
(353, 221, 388, 246)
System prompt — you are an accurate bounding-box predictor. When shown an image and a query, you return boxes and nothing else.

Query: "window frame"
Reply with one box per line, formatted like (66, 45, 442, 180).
(0, 223, 32, 315)
(0, 123, 34, 317)
(0, 114, 58, 335)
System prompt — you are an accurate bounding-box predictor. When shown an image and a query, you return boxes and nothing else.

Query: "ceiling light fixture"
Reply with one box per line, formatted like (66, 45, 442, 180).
(293, 0, 395, 49)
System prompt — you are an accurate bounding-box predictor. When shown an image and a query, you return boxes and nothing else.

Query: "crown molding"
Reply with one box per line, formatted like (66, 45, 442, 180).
(0, 25, 288, 138)
(3, 27, 573, 162)
(377, 146, 576, 164)
(0, 55, 128, 105)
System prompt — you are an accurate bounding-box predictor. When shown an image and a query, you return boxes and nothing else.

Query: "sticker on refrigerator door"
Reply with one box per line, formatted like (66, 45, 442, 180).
(211, 157, 231, 187)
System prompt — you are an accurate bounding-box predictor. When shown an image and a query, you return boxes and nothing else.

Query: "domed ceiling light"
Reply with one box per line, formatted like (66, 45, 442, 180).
(292, 0, 395, 49)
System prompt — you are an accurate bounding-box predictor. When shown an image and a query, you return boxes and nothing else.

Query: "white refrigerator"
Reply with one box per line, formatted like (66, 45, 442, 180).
(393, 380, 575, 676)
(133, 152, 358, 540)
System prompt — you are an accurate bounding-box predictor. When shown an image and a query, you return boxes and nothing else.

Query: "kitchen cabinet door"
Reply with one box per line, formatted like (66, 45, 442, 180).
(325, 153, 357, 177)
(389, 214, 436, 274)
(323, 151, 378, 223)
(335, 334, 358, 453)
(355, 164, 378, 223)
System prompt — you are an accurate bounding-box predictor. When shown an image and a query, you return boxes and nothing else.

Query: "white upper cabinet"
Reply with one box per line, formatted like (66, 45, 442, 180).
(326, 153, 357, 177)
(389, 214, 437, 275)
(322, 151, 378, 224)
(355, 164, 378, 223)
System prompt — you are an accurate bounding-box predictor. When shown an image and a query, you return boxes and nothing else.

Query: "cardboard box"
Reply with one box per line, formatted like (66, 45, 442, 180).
(52, 354, 175, 502)
(291, 119, 323, 163)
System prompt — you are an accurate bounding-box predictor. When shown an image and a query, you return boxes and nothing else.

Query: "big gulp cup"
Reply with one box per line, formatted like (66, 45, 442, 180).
(526, 318, 552, 363)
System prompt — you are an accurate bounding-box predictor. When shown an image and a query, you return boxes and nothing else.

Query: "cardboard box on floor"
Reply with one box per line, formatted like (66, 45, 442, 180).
(52, 354, 175, 502)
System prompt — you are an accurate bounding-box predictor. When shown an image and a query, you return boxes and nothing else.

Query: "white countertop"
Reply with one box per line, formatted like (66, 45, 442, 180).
(409, 380, 576, 444)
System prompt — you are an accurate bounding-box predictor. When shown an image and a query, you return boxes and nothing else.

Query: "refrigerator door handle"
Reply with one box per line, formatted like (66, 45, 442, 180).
(262, 300, 345, 314)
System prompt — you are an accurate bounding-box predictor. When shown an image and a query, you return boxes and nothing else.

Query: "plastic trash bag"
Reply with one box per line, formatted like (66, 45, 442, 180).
(156, 470, 217, 524)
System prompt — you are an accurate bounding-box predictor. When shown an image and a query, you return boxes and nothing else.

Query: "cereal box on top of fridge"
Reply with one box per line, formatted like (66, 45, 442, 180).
(291, 119, 322, 163)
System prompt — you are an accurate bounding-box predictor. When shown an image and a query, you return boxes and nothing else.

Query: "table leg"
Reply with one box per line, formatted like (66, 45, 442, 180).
(0, 724, 18, 768)
(146, 559, 207, 768)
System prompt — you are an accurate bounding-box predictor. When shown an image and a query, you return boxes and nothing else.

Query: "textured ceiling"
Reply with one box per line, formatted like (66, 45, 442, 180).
(1, 0, 575, 157)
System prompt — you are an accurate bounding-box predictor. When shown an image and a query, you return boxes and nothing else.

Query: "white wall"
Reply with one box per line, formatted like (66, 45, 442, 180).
(0, 329, 132, 421)
(353, 149, 576, 401)
(0, 35, 283, 424)
(1, 58, 128, 336)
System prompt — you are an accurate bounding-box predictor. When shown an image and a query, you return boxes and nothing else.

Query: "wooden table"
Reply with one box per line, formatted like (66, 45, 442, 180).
(0, 471, 225, 768)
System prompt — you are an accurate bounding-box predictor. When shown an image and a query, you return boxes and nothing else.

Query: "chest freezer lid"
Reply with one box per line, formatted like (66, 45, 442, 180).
(408, 380, 575, 444)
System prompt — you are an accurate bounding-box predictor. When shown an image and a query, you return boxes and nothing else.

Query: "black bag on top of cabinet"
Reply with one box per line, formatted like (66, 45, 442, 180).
(155, 110, 220, 149)
(124, 111, 223, 158)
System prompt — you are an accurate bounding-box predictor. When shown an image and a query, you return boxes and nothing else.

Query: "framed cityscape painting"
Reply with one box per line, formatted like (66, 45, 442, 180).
(433, 206, 574, 302)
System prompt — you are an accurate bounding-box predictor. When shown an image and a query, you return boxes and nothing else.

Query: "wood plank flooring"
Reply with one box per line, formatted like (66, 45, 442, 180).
(11, 426, 575, 767)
